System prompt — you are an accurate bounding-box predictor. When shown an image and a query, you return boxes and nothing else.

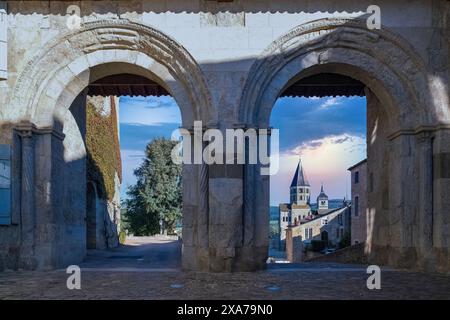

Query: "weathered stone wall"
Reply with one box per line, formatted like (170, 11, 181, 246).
(306, 242, 368, 264)
(86, 95, 121, 249)
(285, 226, 303, 263)
(0, 0, 448, 272)
(349, 164, 367, 246)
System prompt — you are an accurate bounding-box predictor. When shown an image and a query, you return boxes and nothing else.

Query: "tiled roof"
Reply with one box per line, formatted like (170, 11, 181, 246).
(290, 157, 310, 187)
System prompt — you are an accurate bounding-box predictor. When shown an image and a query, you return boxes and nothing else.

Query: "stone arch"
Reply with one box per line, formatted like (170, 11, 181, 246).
(237, 18, 448, 271)
(9, 19, 216, 128)
(238, 18, 442, 131)
(7, 19, 213, 271)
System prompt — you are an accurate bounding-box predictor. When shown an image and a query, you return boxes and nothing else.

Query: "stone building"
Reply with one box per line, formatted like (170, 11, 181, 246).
(300, 206, 351, 248)
(316, 184, 330, 214)
(0, 0, 448, 273)
(348, 159, 368, 245)
(279, 158, 312, 246)
(278, 158, 345, 250)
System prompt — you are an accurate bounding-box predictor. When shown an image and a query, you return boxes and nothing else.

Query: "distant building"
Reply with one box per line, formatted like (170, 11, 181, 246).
(279, 158, 312, 246)
(316, 184, 329, 210)
(348, 159, 367, 245)
(279, 157, 349, 250)
(299, 205, 351, 248)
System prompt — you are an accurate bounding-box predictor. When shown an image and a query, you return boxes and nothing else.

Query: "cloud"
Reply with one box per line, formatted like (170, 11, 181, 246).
(120, 96, 176, 109)
(270, 134, 366, 205)
(119, 96, 181, 126)
(320, 97, 342, 108)
(286, 134, 359, 156)
(270, 96, 366, 152)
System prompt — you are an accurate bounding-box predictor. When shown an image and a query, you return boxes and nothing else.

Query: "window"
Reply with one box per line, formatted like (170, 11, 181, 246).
(305, 228, 313, 240)
(354, 171, 359, 184)
(336, 229, 340, 238)
(299, 188, 303, 193)
(0, 145, 11, 225)
(354, 196, 359, 217)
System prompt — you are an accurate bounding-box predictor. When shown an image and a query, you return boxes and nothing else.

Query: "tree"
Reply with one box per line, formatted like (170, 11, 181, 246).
(123, 138, 182, 236)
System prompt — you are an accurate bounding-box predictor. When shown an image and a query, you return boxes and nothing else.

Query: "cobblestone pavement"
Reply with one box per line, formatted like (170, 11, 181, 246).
(0, 236, 449, 300)
(0, 266, 449, 300)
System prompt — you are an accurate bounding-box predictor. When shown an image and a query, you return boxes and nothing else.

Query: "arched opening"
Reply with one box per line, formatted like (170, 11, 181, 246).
(7, 20, 215, 270)
(65, 64, 184, 268)
(238, 19, 438, 270)
(269, 71, 367, 262)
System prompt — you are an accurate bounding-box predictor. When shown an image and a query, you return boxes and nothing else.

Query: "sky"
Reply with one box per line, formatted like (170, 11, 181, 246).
(118, 95, 367, 205)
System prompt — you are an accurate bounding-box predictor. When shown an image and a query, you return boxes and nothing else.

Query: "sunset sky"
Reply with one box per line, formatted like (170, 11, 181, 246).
(118, 95, 367, 205)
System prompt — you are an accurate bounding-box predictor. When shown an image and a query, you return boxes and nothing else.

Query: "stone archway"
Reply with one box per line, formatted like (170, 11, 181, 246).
(9, 19, 215, 127)
(237, 18, 449, 272)
(8, 19, 215, 270)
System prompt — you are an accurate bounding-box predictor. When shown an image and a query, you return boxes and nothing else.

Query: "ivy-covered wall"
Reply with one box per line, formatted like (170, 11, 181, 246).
(86, 96, 122, 201)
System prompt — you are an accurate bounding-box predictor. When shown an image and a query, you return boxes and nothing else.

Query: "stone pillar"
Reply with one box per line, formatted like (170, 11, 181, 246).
(238, 125, 270, 271)
(13, 122, 66, 270)
(431, 127, 450, 273)
(15, 125, 36, 269)
(286, 226, 303, 263)
(181, 125, 210, 271)
(416, 131, 434, 255)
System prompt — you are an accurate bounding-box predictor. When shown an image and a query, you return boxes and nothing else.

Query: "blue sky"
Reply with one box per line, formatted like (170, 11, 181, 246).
(119, 95, 367, 205)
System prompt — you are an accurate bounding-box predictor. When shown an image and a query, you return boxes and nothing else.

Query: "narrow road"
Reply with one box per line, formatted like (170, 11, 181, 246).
(80, 235, 182, 270)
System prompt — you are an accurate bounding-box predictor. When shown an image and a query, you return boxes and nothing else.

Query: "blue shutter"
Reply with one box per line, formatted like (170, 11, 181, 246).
(0, 144, 11, 225)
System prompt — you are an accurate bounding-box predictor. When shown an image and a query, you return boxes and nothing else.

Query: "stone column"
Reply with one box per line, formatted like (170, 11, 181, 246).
(181, 124, 210, 271)
(416, 131, 434, 253)
(13, 122, 67, 270)
(14, 124, 36, 269)
(239, 125, 270, 271)
(207, 123, 244, 272)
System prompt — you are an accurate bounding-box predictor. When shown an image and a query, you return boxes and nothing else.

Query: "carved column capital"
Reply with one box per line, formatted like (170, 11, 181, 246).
(13, 121, 65, 141)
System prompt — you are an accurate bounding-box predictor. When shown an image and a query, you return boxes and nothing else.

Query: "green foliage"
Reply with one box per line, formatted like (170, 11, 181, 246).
(119, 229, 127, 244)
(310, 240, 326, 252)
(339, 230, 351, 249)
(123, 138, 182, 236)
(269, 221, 279, 238)
(86, 99, 121, 200)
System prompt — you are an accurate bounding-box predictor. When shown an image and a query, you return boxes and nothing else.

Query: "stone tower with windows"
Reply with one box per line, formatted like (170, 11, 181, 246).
(317, 183, 329, 210)
(290, 157, 310, 205)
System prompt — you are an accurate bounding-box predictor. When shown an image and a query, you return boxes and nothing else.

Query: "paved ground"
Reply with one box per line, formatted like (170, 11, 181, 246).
(0, 236, 449, 300)
(81, 235, 182, 270)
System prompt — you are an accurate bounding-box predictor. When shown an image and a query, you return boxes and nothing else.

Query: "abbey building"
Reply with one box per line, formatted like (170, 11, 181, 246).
(279, 158, 350, 250)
